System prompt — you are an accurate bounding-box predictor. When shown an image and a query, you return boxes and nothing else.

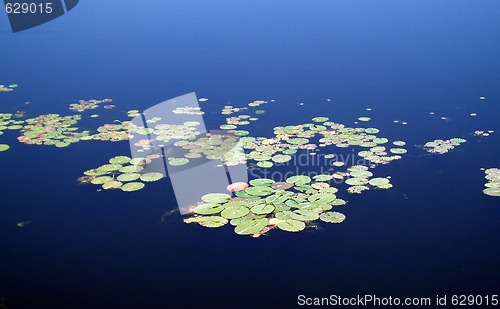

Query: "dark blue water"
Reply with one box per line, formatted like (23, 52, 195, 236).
(1, 1, 499, 308)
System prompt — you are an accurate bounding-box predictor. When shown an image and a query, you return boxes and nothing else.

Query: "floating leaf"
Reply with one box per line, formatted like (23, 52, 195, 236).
(193, 203, 225, 215)
(257, 161, 273, 168)
(91, 176, 114, 185)
(312, 117, 329, 123)
(250, 203, 275, 215)
(290, 209, 319, 221)
(199, 216, 228, 228)
(369, 177, 390, 186)
(319, 211, 346, 223)
(0, 144, 10, 152)
(119, 165, 144, 173)
(102, 180, 123, 190)
(358, 117, 371, 122)
(345, 178, 369, 186)
(277, 219, 305, 232)
(249, 178, 275, 186)
(169, 158, 189, 166)
(364, 128, 379, 134)
(286, 175, 311, 185)
(245, 186, 274, 196)
(121, 182, 145, 192)
(117, 173, 141, 182)
(271, 154, 292, 163)
(390, 148, 407, 154)
(221, 206, 250, 219)
(234, 218, 268, 235)
(140, 172, 164, 182)
(483, 187, 500, 197)
(109, 156, 131, 164)
(201, 193, 231, 204)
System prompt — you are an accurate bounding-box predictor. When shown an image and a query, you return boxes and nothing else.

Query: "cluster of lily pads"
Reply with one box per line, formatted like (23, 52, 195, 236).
(69, 98, 112, 112)
(423, 138, 466, 154)
(0, 84, 17, 92)
(483, 168, 500, 197)
(80, 155, 164, 192)
(184, 176, 347, 237)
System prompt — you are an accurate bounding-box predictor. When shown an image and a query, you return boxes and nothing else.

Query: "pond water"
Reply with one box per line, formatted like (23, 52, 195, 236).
(1, 1, 499, 308)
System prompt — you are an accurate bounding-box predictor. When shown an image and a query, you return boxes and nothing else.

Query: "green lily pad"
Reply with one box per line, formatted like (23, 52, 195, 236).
(393, 141, 406, 146)
(234, 218, 268, 235)
(390, 148, 407, 154)
(369, 177, 390, 186)
(117, 173, 141, 182)
(201, 193, 232, 204)
(345, 178, 369, 186)
(483, 187, 500, 197)
(313, 174, 334, 181)
(290, 209, 319, 221)
(130, 157, 152, 165)
(277, 219, 306, 232)
(169, 158, 189, 166)
(199, 216, 228, 228)
(84, 169, 108, 176)
(358, 117, 371, 122)
(245, 186, 274, 196)
(365, 128, 379, 134)
(249, 178, 275, 186)
(250, 203, 275, 215)
(312, 117, 329, 122)
(193, 203, 225, 215)
(102, 180, 123, 190)
(98, 163, 123, 172)
(221, 205, 250, 219)
(319, 211, 346, 223)
(121, 182, 145, 192)
(91, 176, 114, 185)
(257, 161, 273, 168)
(308, 193, 337, 204)
(140, 172, 164, 182)
(119, 165, 144, 173)
(286, 175, 312, 185)
(271, 154, 292, 163)
(109, 156, 131, 164)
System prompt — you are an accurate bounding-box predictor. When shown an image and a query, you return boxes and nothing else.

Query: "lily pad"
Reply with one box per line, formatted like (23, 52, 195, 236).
(319, 211, 346, 223)
(483, 187, 500, 197)
(345, 178, 369, 186)
(91, 176, 114, 185)
(249, 178, 275, 187)
(234, 218, 268, 235)
(140, 172, 164, 182)
(286, 175, 312, 185)
(245, 186, 274, 196)
(0, 144, 11, 151)
(290, 209, 320, 221)
(109, 156, 131, 164)
(277, 219, 306, 232)
(201, 193, 232, 204)
(169, 158, 189, 166)
(390, 148, 407, 154)
(121, 182, 145, 192)
(117, 173, 141, 182)
(199, 216, 228, 228)
(193, 203, 225, 215)
(102, 180, 123, 190)
(369, 177, 390, 186)
(271, 154, 292, 163)
(221, 205, 250, 219)
(250, 203, 275, 215)
(257, 161, 273, 168)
